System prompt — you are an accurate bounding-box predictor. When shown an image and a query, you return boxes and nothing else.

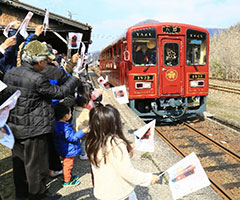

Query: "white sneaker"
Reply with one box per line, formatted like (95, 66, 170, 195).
(79, 154, 88, 160)
(49, 170, 63, 178)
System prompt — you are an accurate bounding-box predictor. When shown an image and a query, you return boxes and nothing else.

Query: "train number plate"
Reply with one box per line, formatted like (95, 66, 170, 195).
(189, 74, 205, 79)
(134, 75, 153, 80)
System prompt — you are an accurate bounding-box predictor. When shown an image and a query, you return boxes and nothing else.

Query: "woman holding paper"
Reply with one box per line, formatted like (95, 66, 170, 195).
(86, 104, 159, 200)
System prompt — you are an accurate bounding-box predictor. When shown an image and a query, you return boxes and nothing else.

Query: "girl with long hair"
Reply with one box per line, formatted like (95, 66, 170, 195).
(86, 104, 159, 200)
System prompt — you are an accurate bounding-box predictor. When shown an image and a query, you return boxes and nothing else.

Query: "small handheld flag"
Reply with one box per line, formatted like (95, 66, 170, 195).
(15, 12, 33, 39)
(68, 32, 83, 49)
(43, 8, 49, 36)
(3, 21, 17, 38)
(112, 85, 129, 104)
(167, 152, 210, 200)
(0, 125, 15, 149)
(134, 119, 156, 152)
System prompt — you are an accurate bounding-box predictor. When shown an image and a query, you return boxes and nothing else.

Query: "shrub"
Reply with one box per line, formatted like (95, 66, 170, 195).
(209, 23, 240, 80)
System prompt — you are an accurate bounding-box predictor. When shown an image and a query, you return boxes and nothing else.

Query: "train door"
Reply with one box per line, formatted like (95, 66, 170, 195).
(158, 38, 184, 95)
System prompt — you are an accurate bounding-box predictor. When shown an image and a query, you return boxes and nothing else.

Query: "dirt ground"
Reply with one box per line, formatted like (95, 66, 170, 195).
(207, 80, 240, 125)
(0, 78, 238, 200)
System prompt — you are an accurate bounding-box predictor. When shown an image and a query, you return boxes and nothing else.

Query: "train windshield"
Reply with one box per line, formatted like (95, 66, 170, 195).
(132, 28, 157, 66)
(186, 29, 207, 66)
(164, 43, 179, 66)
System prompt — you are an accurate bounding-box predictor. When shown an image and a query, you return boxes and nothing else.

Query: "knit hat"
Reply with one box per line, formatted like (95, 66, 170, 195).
(23, 40, 55, 60)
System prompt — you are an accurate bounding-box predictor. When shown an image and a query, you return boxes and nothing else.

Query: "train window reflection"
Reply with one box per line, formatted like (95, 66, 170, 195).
(132, 28, 156, 66)
(186, 29, 207, 66)
(164, 43, 179, 66)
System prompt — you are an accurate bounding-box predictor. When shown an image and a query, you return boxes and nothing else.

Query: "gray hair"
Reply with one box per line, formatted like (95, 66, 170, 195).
(21, 52, 47, 65)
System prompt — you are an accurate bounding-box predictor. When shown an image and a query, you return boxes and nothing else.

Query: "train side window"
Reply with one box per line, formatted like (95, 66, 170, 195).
(164, 43, 179, 66)
(132, 28, 157, 66)
(186, 29, 207, 66)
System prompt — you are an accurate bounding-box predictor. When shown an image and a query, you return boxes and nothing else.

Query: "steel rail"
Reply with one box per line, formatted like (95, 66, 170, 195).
(183, 123, 240, 161)
(209, 84, 240, 92)
(209, 78, 240, 83)
(155, 127, 237, 200)
(209, 84, 240, 95)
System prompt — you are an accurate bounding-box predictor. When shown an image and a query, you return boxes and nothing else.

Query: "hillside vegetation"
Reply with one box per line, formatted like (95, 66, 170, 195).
(209, 23, 240, 80)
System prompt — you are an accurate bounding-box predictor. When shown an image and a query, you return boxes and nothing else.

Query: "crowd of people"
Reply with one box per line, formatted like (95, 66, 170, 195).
(0, 20, 159, 200)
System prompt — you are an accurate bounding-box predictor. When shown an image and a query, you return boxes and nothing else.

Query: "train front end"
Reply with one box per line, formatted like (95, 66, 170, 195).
(126, 23, 209, 122)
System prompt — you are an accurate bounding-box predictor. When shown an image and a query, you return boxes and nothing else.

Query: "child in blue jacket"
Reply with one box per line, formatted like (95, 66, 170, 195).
(54, 102, 88, 187)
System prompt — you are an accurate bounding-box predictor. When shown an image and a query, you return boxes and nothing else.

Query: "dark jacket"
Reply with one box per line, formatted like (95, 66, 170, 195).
(3, 62, 79, 139)
(41, 64, 70, 85)
(41, 64, 73, 105)
(54, 121, 85, 158)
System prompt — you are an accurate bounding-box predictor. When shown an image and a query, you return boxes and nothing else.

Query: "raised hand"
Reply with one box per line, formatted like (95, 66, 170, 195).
(35, 25, 44, 36)
(0, 36, 17, 50)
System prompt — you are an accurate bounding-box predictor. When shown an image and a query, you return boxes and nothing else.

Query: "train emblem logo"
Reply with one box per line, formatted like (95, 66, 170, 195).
(166, 69, 178, 81)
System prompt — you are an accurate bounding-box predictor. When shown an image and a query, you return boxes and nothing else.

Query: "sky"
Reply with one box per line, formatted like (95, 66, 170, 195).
(20, 0, 240, 53)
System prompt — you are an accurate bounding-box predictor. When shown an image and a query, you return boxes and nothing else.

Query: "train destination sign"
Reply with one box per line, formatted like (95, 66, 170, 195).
(162, 26, 181, 34)
(132, 28, 156, 38)
(187, 30, 206, 39)
(134, 75, 154, 80)
(189, 74, 205, 79)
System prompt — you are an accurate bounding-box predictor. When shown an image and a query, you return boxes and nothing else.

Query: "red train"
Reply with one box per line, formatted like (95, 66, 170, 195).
(99, 22, 209, 122)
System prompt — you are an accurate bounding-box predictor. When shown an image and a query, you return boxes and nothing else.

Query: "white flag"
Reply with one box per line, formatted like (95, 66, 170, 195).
(0, 80, 7, 92)
(98, 76, 109, 89)
(0, 124, 15, 149)
(0, 90, 21, 128)
(112, 85, 129, 104)
(167, 152, 211, 200)
(3, 21, 17, 38)
(74, 41, 88, 74)
(79, 41, 85, 56)
(15, 12, 33, 39)
(134, 119, 155, 152)
(43, 8, 49, 36)
(68, 32, 83, 49)
(0, 90, 21, 111)
(74, 56, 84, 74)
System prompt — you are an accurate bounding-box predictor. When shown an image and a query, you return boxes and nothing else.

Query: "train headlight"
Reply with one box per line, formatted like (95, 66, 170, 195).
(135, 82, 152, 89)
(190, 80, 205, 87)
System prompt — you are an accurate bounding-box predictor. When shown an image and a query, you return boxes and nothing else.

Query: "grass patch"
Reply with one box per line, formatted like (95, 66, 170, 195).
(221, 113, 240, 122)
(206, 99, 222, 107)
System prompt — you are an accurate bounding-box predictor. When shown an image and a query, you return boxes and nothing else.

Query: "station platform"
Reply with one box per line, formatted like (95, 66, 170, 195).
(0, 67, 222, 200)
(47, 85, 222, 200)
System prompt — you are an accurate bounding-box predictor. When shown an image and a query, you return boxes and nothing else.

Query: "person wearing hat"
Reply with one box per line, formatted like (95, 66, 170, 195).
(147, 39, 156, 50)
(134, 39, 156, 65)
(2, 40, 80, 199)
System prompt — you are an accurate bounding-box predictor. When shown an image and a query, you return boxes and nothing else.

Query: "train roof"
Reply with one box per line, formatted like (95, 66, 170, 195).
(100, 22, 209, 54)
(127, 22, 208, 34)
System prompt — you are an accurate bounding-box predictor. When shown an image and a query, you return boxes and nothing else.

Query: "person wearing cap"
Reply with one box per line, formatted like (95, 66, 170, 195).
(134, 44, 151, 65)
(2, 40, 80, 199)
(134, 39, 156, 65)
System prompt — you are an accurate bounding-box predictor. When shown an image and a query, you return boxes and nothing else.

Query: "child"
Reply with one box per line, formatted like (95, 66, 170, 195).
(72, 95, 90, 160)
(85, 104, 159, 200)
(54, 102, 88, 187)
(77, 81, 103, 110)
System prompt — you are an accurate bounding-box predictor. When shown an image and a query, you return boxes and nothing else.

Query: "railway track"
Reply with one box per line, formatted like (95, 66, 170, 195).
(209, 78, 240, 83)
(89, 67, 240, 199)
(155, 121, 240, 200)
(209, 84, 240, 95)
